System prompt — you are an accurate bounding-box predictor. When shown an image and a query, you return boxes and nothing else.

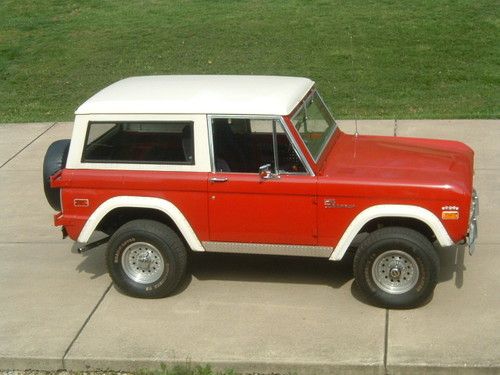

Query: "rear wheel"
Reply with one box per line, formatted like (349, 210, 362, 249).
(353, 227, 439, 308)
(106, 219, 187, 298)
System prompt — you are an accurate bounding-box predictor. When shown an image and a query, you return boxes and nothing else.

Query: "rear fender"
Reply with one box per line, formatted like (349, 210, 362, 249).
(77, 196, 205, 251)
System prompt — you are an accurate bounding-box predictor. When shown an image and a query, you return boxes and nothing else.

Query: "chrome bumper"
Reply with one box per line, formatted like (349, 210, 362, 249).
(466, 189, 479, 255)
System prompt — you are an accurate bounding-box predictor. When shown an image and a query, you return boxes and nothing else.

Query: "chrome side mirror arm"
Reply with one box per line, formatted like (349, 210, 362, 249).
(259, 164, 280, 180)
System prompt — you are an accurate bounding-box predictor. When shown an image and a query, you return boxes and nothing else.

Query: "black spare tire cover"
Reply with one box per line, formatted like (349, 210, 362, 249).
(43, 139, 70, 211)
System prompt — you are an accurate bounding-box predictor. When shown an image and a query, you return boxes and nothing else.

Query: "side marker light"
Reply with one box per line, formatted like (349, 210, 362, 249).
(442, 211, 459, 220)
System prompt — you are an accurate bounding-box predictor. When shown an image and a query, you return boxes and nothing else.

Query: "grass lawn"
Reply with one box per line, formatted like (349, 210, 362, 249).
(138, 363, 238, 375)
(0, 0, 498, 122)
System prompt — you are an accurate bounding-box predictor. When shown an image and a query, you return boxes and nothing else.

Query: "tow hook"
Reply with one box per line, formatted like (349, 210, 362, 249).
(77, 236, 110, 253)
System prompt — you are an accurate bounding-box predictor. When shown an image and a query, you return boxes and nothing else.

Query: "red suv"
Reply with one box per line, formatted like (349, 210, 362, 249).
(43, 75, 478, 308)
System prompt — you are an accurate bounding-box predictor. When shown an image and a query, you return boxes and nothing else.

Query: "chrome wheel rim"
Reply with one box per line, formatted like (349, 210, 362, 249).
(372, 250, 419, 294)
(121, 242, 166, 284)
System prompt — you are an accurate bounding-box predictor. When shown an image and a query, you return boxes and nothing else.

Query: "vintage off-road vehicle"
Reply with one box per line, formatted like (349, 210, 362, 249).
(43, 75, 478, 308)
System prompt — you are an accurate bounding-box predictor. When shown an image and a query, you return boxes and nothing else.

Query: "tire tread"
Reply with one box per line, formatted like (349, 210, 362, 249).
(353, 226, 440, 308)
(106, 219, 187, 298)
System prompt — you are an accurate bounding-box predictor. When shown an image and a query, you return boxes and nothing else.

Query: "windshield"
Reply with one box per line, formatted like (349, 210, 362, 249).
(291, 91, 337, 161)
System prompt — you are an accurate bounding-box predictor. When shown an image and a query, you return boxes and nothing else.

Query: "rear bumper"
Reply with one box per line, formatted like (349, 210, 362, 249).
(466, 189, 479, 255)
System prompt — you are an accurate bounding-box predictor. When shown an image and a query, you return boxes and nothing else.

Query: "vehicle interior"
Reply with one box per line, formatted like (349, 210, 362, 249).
(83, 122, 194, 164)
(82, 119, 306, 173)
(212, 118, 306, 174)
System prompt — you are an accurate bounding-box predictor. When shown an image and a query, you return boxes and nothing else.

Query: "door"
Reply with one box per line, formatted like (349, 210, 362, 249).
(207, 116, 317, 245)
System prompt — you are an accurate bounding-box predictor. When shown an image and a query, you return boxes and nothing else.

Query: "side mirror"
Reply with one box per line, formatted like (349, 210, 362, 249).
(259, 164, 279, 180)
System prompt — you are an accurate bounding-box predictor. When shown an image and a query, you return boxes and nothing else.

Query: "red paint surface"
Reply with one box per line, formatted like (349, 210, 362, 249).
(208, 174, 316, 244)
(54, 170, 209, 241)
(53, 119, 474, 248)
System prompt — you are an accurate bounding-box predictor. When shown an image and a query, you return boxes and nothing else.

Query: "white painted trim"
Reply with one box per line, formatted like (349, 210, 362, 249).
(329, 204, 454, 261)
(77, 196, 205, 252)
(75, 75, 314, 116)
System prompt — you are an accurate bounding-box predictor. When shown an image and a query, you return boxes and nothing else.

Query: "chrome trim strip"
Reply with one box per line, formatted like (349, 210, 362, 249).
(206, 115, 216, 172)
(272, 120, 279, 174)
(277, 117, 315, 176)
(467, 189, 479, 255)
(291, 90, 338, 164)
(202, 241, 333, 258)
(316, 91, 339, 129)
(472, 189, 479, 217)
(313, 91, 338, 163)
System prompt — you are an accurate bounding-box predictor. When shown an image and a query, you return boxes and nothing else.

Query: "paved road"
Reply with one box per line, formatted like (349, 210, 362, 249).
(0, 120, 499, 374)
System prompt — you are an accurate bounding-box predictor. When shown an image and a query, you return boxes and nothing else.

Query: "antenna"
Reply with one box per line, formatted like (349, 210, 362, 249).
(348, 29, 359, 137)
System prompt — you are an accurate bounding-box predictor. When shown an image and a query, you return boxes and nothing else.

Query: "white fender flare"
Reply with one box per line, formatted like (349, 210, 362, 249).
(329, 204, 454, 261)
(77, 196, 205, 252)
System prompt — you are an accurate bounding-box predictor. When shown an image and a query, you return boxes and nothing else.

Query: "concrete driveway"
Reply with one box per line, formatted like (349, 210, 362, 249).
(0, 120, 498, 374)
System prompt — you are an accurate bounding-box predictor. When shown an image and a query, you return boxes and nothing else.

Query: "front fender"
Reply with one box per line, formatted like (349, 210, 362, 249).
(329, 204, 454, 261)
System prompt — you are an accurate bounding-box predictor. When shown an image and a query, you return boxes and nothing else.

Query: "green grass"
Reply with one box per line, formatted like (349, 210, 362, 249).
(137, 363, 237, 375)
(0, 365, 240, 375)
(0, 0, 498, 122)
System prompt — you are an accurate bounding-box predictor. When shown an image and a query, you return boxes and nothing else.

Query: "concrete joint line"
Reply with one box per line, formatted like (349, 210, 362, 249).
(61, 282, 113, 369)
(0, 122, 58, 169)
(384, 309, 389, 374)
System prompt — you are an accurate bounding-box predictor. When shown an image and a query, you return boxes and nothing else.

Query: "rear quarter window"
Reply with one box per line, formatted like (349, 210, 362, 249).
(82, 121, 194, 165)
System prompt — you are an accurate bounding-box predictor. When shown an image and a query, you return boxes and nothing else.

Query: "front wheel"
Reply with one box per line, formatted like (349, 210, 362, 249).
(106, 219, 187, 298)
(353, 227, 440, 309)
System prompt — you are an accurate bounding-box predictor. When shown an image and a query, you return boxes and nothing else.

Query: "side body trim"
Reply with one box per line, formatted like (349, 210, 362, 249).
(77, 196, 205, 251)
(329, 204, 454, 261)
(202, 241, 332, 258)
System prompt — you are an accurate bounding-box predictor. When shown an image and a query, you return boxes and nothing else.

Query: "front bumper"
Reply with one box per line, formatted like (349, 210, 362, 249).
(466, 189, 479, 255)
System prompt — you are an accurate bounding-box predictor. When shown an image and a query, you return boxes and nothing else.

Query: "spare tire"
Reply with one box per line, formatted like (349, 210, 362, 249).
(43, 139, 70, 211)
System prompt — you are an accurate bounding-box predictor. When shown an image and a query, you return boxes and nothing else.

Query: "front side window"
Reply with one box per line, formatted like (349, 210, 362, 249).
(291, 91, 337, 161)
(211, 117, 306, 174)
(83, 121, 194, 164)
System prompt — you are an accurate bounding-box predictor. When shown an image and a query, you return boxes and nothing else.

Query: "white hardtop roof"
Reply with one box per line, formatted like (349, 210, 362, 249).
(75, 75, 315, 116)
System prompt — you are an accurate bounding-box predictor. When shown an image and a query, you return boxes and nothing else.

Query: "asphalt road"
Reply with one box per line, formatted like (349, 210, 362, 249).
(0, 120, 498, 374)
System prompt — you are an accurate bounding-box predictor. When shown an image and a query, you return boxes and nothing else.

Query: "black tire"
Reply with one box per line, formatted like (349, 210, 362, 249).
(43, 139, 70, 211)
(106, 219, 188, 298)
(353, 227, 439, 309)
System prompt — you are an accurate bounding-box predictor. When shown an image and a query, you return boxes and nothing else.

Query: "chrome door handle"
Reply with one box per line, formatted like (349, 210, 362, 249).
(210, 177, 228, 183)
